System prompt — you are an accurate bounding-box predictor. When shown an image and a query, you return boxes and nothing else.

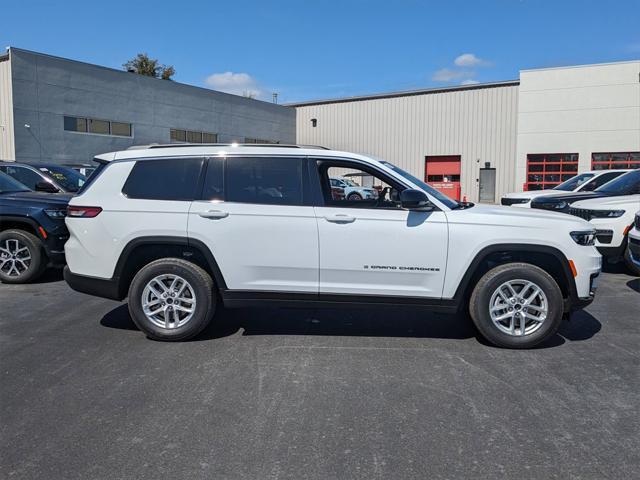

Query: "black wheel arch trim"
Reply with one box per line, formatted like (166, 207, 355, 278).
(451, 243, 580, 308)
(0, 215, 41, 235)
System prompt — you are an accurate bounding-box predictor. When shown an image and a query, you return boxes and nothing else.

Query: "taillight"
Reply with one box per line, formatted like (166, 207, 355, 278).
(67, 206, 102, 218)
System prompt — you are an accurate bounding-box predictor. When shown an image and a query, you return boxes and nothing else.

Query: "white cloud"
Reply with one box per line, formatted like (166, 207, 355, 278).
(454, 53, 491, 67)
(205, 71, 262, 98)
(460, 79, 480, 85)
(432, 68, 475, 82)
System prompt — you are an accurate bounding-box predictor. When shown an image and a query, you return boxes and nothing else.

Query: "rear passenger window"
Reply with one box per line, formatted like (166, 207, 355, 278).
(226, 157, 303, 205)
(122, 157, 203, 200)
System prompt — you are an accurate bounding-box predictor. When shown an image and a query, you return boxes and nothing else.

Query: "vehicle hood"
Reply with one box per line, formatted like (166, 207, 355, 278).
(531, 191, 605, 206)
(571, 194, 640, 210)
(502, 189, 564, 200)
(0, 191, 73, 207)
(448, 203, 593, 230)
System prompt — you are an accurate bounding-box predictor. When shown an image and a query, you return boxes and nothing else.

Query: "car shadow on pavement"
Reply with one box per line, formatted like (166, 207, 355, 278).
(626, 278, 639, 293)
(100, 303, 602, 347)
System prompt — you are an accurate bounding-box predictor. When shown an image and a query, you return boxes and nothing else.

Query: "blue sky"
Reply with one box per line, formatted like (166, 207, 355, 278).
(2, 0, 639, 103)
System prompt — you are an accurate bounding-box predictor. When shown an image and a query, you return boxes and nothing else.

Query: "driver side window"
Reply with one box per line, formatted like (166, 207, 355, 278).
(318, 162, 403, 209)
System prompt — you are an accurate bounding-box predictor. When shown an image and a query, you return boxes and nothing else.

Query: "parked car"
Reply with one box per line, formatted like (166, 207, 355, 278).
(627, 212, 640, 270)
(0, 172, 72, 283)
(64, 145, 601, 348)
(330, 177, 378, 201)
(501, 169, 630, 207)
(0, 162, 87, 193)
(567, 194, 640, 275)
(530, 169, 640, 214)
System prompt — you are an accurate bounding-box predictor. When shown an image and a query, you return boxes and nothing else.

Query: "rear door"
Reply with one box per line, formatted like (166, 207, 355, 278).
(188, 156, 319, 292)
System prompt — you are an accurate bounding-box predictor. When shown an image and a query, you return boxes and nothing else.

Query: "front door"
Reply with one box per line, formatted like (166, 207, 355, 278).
(188, 156, 319, 292)
(312, 159, 448, 298)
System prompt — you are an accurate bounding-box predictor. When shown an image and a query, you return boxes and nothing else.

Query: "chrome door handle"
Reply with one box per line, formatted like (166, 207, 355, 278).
(198, 210, 229, 219)
(324, 214, 356, 223)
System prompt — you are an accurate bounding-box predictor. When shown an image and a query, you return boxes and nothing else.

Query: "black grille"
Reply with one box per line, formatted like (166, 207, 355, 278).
(501, 198, 529, 206)
(568, 208, 593, 221)
(635, 214, 640, 230)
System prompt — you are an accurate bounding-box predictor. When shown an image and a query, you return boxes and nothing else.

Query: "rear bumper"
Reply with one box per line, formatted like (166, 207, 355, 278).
(63, 266, 123, 300)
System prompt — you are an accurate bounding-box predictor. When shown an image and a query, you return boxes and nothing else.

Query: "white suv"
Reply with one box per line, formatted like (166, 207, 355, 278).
(330, 177, 378, 201)
(64, 145, 602, 348)
(501, 170, 630, 207)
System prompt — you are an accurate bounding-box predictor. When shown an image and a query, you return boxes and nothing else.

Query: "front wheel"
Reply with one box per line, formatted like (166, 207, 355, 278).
(128, 258, 216, 341)
(469, 262, 564, 349)
(347, 192, 363, 201)
(0, 229, 46, 284)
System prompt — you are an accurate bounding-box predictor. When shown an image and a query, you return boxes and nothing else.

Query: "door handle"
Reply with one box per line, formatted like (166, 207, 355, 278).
(324, 214, 356, 223)
(198, 210, 229, 219)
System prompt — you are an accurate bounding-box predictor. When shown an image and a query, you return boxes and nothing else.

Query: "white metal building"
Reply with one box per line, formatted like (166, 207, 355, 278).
(293, 61, 640, 203)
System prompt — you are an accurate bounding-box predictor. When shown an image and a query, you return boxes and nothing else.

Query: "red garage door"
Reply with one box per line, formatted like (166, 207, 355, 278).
(425, 155, 461, 201)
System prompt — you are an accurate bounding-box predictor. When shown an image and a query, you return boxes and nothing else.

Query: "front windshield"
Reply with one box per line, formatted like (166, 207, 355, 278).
(553, 173, 594, 191)
(380, 161, 460, 209)
(0, 172, 30, 193)
(595, 169, 640, 194)
(38, 165, 86, 192)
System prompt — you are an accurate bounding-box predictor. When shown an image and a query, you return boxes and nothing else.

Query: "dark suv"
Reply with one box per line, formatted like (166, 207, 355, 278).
(0, 172, 72, 283)
(0, 162, 87, 193)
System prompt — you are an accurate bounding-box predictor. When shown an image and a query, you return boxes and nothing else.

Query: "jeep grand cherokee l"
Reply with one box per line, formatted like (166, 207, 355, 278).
(64, 144, 602, 349)
(0, 172, 72, 283)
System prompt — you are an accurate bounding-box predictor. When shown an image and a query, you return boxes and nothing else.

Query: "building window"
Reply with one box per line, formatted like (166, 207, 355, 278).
(88, 119, 110, 135)
(526, 153, 578, 191)
(111, 122, 132, 137)
(170, 129, 217, 144)
(64, 116, 132, 137)
(244, 137, 279, 144)
(592, 152, 640, 170)
(64, 116, 87, 133)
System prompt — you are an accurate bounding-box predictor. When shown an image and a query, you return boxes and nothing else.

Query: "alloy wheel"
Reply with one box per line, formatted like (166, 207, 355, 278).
(0, 239, 32, 277)
(489, 279, 548, 336)
(141, 274, 197, 329)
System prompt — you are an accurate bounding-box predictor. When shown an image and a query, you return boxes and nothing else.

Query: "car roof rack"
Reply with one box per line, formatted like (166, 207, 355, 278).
(126, 143, 330, 150)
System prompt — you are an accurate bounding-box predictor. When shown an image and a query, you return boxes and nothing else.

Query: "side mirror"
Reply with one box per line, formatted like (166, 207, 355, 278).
(400, 189, 434, 211)
(35, 181, 59, 193)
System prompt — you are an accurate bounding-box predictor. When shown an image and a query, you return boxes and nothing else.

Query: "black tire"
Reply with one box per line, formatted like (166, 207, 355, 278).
(0, 229, 47, 284)
(623, 243, 640, 276)
(127, 258, 216, 341)
(348, 192, 363, 201)
(469, 262, 564, 349)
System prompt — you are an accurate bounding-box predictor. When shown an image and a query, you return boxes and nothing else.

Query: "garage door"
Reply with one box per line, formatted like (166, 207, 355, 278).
(425, 155, 461, 201)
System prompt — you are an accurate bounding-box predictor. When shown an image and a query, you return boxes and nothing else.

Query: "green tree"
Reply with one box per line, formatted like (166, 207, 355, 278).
(123, 53, 175, 80)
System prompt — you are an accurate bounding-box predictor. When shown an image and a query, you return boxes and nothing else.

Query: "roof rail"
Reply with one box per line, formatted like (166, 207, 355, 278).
(126, 143, 330, 150)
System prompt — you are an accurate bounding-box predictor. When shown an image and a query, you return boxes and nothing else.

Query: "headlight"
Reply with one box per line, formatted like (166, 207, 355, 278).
(553, 201, 568, 210)
(570, 230, 596, 246)
(44, 209, 67, 219)
(590, 209, 625, 218)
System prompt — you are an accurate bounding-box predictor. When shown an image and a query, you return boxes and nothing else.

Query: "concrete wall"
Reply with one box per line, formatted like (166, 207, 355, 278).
(295, 84, 520, 202)
(0, 54, 15, 160)
(516, 61, 640, 188)
(9, 48, 296, 164)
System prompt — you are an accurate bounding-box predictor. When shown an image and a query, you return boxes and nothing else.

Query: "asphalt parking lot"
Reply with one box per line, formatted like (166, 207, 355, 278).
(1, 268, 639, 480)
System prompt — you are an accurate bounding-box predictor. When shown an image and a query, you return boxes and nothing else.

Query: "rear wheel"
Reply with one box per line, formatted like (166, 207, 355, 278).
(347, 192, 363, 201)
(128, 258, 215, 341)
(0, 229, 46, 284)
(469, 262, 564, 349)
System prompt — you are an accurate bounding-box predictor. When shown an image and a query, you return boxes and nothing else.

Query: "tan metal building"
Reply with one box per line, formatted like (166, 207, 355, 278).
(293, 61, 640, 203)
